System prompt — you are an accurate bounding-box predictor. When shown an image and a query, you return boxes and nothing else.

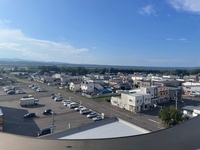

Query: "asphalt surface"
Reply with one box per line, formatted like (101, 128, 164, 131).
(4, 79, 199, 137)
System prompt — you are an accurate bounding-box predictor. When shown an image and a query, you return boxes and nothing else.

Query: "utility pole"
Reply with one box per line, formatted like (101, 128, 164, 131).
(51, 111, 55, 133)
(175, 90, 178, 110)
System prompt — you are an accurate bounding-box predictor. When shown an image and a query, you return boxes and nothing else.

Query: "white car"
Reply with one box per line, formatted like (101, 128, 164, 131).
(87, 112, 98, 118)
(68, 103, 79, 108)
(63, 100, 73, 106)
(61, 99, 70, 104)
(79, 108, 91, 115)
(54, 96, 63, 101)
(92, 115, 102, 122)
(74, 106, 85, 111)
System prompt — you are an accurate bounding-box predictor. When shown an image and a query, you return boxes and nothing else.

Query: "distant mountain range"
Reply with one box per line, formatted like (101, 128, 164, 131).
(0, 58, 199, 71)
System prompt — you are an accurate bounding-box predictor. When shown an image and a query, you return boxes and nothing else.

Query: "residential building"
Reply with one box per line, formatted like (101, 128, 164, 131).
(69, 81, 81, 92)
(111, 93, 151, 113)
(168, 87, 183, 102)
(129, 86, 158, 105)
(153, 80, 183, 87)
(157, 86, 169, 104)
(182, 106, 200, 118)
(109, 79, 122, 86)
(189, 75, 199, 82)
(40, 77, 55, 83)
(81, 80, 103, 93)
(135, 80, 151, 88)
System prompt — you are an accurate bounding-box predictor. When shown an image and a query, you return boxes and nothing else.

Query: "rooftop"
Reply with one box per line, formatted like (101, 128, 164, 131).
(45, 117, 150, 140)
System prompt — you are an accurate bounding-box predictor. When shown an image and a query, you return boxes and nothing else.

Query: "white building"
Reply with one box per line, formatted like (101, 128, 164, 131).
(182, 106, 200, 118)
(129, 86, 158, 105)
(69, 81, 81, 92)
(81, 80, 103, 93)
(163, 75, 179, 79)
(111, 93, 151, 113)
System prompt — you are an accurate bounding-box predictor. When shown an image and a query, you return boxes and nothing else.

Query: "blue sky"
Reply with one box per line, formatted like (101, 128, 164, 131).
(0, 0, 200, 67)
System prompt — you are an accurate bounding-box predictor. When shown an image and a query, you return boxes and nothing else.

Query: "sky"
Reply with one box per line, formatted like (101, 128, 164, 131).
(0, 0, 200, 67)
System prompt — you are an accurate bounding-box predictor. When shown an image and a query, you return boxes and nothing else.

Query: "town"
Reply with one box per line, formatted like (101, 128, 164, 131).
(1, 65, 200, 136)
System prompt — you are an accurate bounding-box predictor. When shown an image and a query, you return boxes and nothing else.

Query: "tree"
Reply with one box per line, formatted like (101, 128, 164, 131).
(158, 106, 188, 127)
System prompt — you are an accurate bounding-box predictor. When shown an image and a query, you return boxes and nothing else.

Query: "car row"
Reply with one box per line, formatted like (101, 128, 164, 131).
(23, 109, 52, 119)
(50, 94, 103, 122)
(29, 84, 47, 92)
(2, 86, 26, 95)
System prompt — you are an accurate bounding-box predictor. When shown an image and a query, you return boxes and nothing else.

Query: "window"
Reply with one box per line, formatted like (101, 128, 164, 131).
(137, 100, 139, 103)
(129, 99, 132, 102)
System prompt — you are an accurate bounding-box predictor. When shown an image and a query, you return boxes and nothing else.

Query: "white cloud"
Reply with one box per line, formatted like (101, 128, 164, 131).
(146, 58, 182, 63)
(166, 38, 175, 41)
(139, 5, 158, 16)
(166, 37, 189, 42)
(167, 0, 200, 14)
(0, 20, 90, 62)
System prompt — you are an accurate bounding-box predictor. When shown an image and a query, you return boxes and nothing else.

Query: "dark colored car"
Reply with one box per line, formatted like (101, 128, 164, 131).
(51, 94, 57, 99)
(43, 109, 52, 115)
(38, 128, 51, 136)
(7, 90, 15, 94)
(24, 113, 36, 118)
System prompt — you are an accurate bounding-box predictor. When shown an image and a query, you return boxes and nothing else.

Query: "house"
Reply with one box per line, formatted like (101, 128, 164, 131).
(81, 80, 103, 93)
(135, 80, 151, 88)
(111, 93, 151, 113)
(182, 106, 200, 118)
(40, 77, 55, 83)
(153, 80, 183, 87)
(168, 87, 183, 102)
(109, 79, 123, 86)
(113, 82, 132, 90)
(157, 86, 169, 104)
(69, 81, 81, 92)
(162, 75, 179, 79)
(61, 76, 83, 85)
(189, 75, 199, 82)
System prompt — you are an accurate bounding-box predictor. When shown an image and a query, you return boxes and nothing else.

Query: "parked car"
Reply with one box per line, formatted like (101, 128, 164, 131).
(87, 112, 98, 118)
(61, 99, 69, 104)
(6, 90, 15, 94)
(23, 95, 33, 98)
(63, 100, 73, 106)
(68, 102, 79, 108)
(36, 88, 46, 92)
(51, 94, 57, 99)
(4, 88, 12, 92)
(24, 113, 36, 118)
(74, 106, 85, 111)
(43, 109, 52, 115)
(32, 86, 38, 91)
(29, 84, 34, 88)
(79, 108, 91, 115)
(37, 128, 51, 136)
(92, 115, 102, 122)
(54, 96, 63, 101)
(16, 89, 26, 94)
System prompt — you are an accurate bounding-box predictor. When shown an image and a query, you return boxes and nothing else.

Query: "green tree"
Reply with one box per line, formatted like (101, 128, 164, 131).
(158, 106, 188, 127)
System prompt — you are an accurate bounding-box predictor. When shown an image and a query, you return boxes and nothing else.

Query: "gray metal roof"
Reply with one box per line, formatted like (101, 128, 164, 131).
(1, 116, 200, 150)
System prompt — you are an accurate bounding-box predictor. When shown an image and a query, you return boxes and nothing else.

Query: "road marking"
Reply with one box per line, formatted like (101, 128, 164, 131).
(148, 119, 160, 124)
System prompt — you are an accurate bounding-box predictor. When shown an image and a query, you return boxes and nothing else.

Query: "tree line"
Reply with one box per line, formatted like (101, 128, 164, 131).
(37, 66, 200, 76)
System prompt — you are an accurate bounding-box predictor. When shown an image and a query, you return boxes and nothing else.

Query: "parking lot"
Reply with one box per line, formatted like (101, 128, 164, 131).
(0, 85, 94, 137)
